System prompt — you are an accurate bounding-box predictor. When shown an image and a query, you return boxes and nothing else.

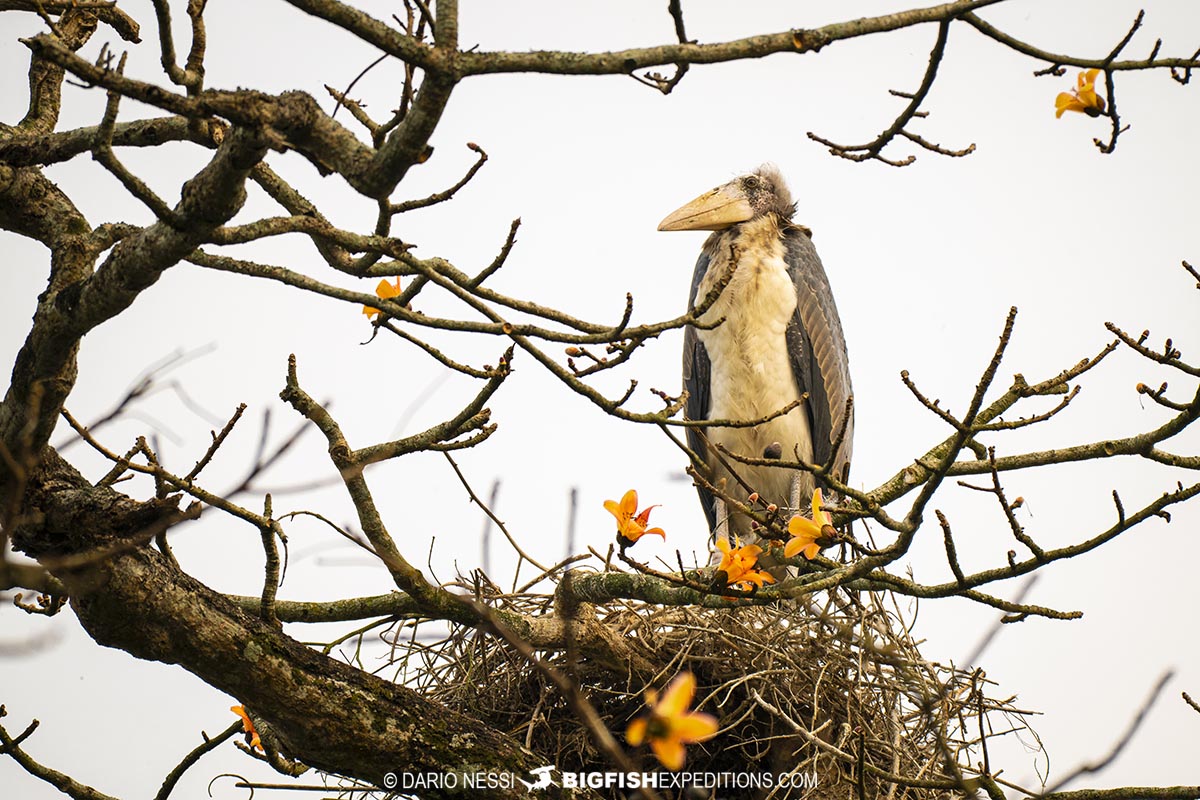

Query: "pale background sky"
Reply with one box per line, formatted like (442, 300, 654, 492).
(2, 1, 1199, 796)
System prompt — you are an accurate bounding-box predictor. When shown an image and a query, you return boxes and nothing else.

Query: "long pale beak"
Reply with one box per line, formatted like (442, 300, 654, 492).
(657, 183, 754, 231)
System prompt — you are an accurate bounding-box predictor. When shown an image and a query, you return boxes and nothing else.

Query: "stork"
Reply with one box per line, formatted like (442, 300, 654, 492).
(659, 165, 853, 554)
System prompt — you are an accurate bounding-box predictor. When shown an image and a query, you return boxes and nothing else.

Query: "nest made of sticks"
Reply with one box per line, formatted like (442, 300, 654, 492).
(393, 580, 1032, 799)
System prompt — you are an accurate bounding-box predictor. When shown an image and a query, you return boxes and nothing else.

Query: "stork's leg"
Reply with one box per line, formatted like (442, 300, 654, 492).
(709, 497, 730, 566)
(789, 472, 803, 515)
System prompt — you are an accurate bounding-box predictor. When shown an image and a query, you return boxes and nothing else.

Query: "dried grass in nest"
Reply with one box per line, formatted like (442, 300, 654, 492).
(398, 583, 1033, 798)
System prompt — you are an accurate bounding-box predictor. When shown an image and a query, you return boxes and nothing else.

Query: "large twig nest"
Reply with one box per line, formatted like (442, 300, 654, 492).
(391, 579, 1030, 799)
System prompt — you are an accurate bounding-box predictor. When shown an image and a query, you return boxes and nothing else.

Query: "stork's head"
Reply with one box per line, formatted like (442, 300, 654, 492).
(658, 164, 795, 232)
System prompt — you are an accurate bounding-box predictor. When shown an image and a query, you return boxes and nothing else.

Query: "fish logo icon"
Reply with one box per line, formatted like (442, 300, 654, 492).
(519, 765, 556, 791)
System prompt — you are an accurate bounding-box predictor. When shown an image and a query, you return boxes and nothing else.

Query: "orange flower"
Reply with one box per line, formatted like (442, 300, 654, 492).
(231, 705, 262, 751)
(785, 489, 832, 560)
(626, 672, 718, 770)
(714, 536, 775, 590)
(362, 277, 403, 319)
(604, 490, 666, 547)
(1055, 69, 1106, 118)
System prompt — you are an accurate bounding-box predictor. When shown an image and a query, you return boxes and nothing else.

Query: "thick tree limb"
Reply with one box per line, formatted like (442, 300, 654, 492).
(15, 9, 99, 136)
(0, 126, 268, 486)
(20, 34, 446, 199)
(64, 545, 548, 798)
(0, 116, 197, 168)
(0, 163, 89, 245)
(448, 0, 1005, 76)
(0, 0, 140, 43)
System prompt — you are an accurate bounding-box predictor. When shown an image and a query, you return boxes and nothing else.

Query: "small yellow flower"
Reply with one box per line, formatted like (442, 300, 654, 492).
(604, 490, 666, 548)
(785, 489, 832, 560)
(1055, 69, 1106, 118)
(362, 277, 403, 319)
(231, 705, 263, 751)
(714, 536, 775, 590)
(626, 672, 718, 771)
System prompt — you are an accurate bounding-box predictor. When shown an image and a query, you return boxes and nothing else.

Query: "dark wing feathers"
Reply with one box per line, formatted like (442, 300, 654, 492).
(782, 226, 854, 485)
(682, 248, 717, 529)
(784, 306, 828, 464)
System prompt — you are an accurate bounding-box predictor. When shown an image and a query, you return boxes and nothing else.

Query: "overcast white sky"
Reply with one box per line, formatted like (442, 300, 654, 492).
(3, 1, 1199, 796)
